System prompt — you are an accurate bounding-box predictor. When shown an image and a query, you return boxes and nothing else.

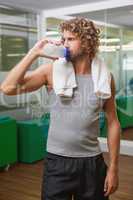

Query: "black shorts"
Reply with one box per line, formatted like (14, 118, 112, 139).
(41, 152, 109, 200)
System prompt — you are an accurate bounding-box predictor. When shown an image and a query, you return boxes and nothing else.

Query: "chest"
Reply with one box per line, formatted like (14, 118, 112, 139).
(48, 77, 104, 112)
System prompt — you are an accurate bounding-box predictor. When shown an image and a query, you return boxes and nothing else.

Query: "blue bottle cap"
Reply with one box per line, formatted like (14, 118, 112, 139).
(64, 48, 71, 61)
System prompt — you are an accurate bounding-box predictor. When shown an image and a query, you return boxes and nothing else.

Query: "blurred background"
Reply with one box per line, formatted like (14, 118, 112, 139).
(0, 1, 132, 200)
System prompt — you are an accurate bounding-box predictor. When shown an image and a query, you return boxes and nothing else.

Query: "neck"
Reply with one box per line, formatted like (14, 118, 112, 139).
(72, 55, 92, 75)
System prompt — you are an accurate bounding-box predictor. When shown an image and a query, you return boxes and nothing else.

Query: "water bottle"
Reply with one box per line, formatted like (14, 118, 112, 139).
(43, 43, 71, 61)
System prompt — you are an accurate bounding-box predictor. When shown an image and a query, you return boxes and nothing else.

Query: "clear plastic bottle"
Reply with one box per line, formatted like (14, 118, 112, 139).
(43, 43, 70, 61)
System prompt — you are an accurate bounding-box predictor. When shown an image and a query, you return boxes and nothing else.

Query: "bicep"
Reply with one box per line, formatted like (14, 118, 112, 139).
(19, 64, 48, 93)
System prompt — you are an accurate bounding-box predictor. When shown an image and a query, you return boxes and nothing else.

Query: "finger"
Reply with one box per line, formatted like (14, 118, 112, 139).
(37, 40, 49, 48)
(41, 38, 62, 47)
(49, 40, 62, 46)
(104, 178, 108, 193)
(41, 38, 49, 42)
(104, 179, 110, 196)
(55, 41, 62, 46)
(41, 54, 59, 60)
(110, 185, 118, 194)
(104, 185, 113, 196)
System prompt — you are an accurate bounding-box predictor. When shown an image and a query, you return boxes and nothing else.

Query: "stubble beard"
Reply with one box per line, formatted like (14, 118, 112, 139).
(70, 48, 88, 62)
(70, 49, 85, 62)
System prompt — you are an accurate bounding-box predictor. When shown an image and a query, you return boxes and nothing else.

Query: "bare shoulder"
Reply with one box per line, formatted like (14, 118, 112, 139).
(103, 73, 116, 115)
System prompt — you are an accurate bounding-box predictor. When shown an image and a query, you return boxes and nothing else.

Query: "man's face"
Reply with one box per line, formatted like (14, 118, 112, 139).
(61, 30, 84, 61)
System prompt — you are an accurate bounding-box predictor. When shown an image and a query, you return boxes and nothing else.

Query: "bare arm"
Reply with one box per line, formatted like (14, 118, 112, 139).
(0, 52, 43, 95)
(5, 63, 50, 95)
(103, 74, 121, 196)
(0, 39, 59, 95)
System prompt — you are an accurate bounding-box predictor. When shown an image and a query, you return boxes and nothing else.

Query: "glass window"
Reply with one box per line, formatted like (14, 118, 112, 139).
(0, 6, 38, 71)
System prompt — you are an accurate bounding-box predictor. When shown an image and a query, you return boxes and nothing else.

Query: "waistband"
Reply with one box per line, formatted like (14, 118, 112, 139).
(46, 152, 103, 160)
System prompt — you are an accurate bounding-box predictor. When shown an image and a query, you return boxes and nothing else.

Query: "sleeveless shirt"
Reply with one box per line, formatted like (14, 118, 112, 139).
(46, 74, 105, 157)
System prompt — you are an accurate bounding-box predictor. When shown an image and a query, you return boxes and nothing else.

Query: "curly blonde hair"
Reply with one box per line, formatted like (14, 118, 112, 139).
(59, 17, 100, 60)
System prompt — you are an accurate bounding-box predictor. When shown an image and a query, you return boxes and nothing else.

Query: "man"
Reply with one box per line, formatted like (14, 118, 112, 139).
(1, 17, 121, 200)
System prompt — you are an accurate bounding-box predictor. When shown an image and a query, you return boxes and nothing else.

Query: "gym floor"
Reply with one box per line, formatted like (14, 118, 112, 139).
(0, 152, 133, 200)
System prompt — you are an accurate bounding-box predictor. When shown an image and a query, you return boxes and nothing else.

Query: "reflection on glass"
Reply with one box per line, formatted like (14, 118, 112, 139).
(0, 6, 38, 71)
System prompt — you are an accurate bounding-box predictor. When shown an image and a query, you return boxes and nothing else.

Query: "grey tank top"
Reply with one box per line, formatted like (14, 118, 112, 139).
(46, 74, 105, 157)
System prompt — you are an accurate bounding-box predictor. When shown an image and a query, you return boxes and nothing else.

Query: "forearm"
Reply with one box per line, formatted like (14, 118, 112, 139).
(1, 51, 37, 94)
(107, 120, 121, 171)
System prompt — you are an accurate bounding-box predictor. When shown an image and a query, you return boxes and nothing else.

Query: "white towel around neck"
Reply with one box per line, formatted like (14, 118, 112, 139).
(91, 55, 111, 99)
(53, 55, 111, 99)
(53, 57, 77, 98)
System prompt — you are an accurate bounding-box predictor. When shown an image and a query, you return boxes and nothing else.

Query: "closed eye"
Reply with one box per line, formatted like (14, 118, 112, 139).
(61, 37, 76, 43)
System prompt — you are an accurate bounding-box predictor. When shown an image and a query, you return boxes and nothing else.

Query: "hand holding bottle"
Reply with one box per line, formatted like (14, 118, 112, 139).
(29, 38, 62, 60)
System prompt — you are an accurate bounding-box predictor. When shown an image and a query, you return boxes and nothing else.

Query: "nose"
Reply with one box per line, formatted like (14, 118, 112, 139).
(64, 39, 69, 48)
